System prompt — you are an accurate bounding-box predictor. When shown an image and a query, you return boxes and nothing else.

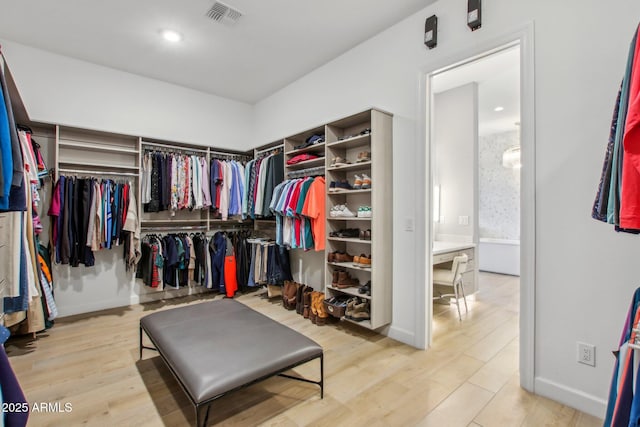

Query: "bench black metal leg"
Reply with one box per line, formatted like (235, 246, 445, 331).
(196, 403, 211, 427)
(320, 353, 324, 399)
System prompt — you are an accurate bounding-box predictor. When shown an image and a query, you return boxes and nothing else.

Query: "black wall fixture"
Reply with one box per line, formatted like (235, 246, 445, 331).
(467, 0, 481, 31)
(424, 15, 438, 49)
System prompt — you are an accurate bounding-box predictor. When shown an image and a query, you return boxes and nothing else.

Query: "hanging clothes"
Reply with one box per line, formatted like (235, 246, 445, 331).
(604, 287, 640, 426)
(243, 151, 284, 220)
(269, 176, 325, 251)
(594, 23, 640, 232)
(48, 176, 139, 269)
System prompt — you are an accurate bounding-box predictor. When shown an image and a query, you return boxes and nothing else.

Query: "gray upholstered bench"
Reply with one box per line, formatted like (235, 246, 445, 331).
(139, 299, 323, 426)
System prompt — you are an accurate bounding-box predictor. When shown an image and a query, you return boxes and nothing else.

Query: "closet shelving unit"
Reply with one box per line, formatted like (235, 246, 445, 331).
(139, 140, 209, 229)
(284, 125, 326, 174)
(324, 109, 393, 330)
(55, 126, 140, 179)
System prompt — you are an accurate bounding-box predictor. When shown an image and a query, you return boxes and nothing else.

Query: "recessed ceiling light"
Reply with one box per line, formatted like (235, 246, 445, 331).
(161, 29, 183, 43)
(494, 106, 504, 112)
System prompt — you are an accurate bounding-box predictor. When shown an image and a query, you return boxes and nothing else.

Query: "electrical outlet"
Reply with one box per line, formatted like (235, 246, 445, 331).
(577, 342, 595, 367)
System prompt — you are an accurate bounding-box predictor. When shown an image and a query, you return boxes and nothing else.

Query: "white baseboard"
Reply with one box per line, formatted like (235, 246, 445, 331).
(387, 325, 416, 347)
(534, 377, 606, 419)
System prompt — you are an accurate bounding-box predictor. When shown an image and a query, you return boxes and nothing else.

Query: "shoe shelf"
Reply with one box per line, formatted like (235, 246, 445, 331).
(327, 237, 371, 244)
(286, 157, 325, 169)
(326, 161, 372, 172)
(326, 284, 372, 300)
(327, 189, 372, 194)
(343, 317, 372, 328)
(286, 142, 325, 156)
(326, 134, 371, 149)
(328, 261, 372, 271)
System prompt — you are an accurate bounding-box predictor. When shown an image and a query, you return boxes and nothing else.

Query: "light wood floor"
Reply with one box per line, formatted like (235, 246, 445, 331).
(6, 273, 602, 426)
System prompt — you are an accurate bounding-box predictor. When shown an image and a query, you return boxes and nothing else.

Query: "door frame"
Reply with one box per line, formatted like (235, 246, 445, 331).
(414, 22, 536, 391)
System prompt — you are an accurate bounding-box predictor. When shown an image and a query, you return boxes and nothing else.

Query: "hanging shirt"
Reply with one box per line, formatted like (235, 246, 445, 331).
(302, 177, 326, 251)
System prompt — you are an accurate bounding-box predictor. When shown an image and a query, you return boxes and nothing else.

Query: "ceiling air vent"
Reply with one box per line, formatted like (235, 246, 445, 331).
(206, 1, 243, 25)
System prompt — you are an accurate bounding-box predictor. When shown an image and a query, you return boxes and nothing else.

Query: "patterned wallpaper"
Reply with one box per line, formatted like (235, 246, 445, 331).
(479, 130, 520, 241)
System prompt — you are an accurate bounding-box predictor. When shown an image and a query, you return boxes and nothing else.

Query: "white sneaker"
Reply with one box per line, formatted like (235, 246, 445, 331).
(338, 205, 355, 217)
(330, 204, 345, 217)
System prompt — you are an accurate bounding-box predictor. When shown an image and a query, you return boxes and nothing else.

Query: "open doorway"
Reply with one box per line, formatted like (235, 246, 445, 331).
(427, 41, 529, 384)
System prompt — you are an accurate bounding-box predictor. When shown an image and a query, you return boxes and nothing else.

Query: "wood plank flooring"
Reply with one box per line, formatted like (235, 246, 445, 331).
(5, 273, 602, 426)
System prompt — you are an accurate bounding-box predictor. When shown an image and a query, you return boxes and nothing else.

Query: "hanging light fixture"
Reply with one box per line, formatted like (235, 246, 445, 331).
(502, 146, 521, 169)
(502, 122, 521, 169)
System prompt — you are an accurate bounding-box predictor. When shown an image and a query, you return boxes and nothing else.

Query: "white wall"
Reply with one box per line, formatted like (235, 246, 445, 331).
(252, 0, 640, 418)
(433, 83, 477, 241)
(0, 39, 254, 151)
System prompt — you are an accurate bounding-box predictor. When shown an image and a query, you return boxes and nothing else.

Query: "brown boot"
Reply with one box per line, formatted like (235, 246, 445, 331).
(303, 289, 313, 319)
(332, 270, 340, 286)
(337, 271, 359, 289)
(282, 281, 298, 310)
(316, 292, 328, 326)
(309, 292, 318, 324)
(295, 284, 305, 315)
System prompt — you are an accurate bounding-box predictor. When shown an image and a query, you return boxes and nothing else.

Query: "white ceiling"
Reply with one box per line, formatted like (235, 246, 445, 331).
(432, 46, 520, 136)
(0, 0, 435, 104)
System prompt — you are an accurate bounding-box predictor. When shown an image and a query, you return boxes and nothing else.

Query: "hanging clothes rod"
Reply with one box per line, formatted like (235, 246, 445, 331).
(209, 149, 252, 158)
(58, 168, 139, 177)
(141, 141, 209, 155)
(141, 225, 208, 232)
(287, 166, 325, 179)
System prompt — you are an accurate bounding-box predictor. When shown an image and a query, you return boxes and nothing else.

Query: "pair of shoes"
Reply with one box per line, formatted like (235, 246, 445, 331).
(334, 252, 354, 263)
(357, 206, 372, 218)
(331, 268, 344, 285)
(360, 128, 371, 136)
(334, 271, 360, 289)
(359, 229, 371, 240)
(328, 180, 354, 192)
(330, 157, 351, 167)
(353, 254, 371, 268)
(356, 151, 371, 163)
(330, 228, 360, 238)
(345, 297, 370, 321)
(328, 251, 353, 262)
(358, 281, 371, 296)
(353, 174, 371, 190)
(330, 204, 355, 217)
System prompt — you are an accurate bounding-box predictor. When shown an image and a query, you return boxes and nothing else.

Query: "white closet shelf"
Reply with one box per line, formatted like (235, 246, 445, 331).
(328, 261, 372, 271)
(326, 134, 371, 150)
(327, 237, 371, 244)
(58, 161, 139, 171)
(58, 140, 138, 154)
(326, 161, 372, 172)
(327, 217, 372, 221)
(328, 188, 372, 195)
(326, 284, 371, 300)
